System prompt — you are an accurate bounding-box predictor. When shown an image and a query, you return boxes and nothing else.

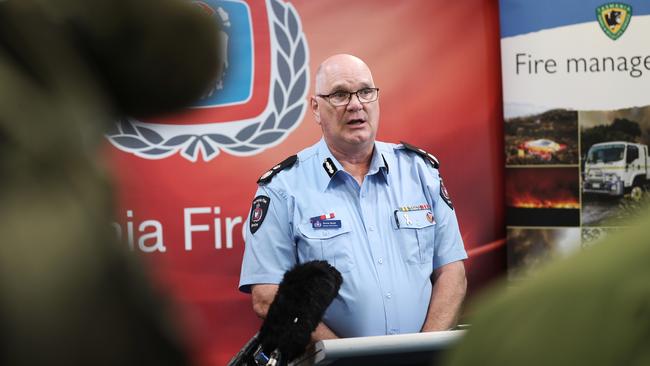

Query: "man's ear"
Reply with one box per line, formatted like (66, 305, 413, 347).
(310, 96, 321, 125)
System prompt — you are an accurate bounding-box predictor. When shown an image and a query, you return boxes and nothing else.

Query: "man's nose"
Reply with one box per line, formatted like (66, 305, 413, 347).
(346, 93, 363, 111)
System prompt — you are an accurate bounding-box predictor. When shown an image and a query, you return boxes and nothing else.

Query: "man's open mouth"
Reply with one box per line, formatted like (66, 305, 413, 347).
(347, 119, 365, 125)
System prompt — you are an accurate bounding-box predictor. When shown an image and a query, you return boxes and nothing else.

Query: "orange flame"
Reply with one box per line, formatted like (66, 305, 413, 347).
(512, 198, 579, 209)
(506, 168, 580, 209)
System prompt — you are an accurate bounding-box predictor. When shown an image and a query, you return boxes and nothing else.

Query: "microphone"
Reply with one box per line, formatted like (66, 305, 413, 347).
(228, 260, 342, 366)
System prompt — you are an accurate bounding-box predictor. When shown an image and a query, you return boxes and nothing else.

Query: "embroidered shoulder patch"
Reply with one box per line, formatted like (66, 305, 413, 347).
(400, 141, 440, 169)
(440, 178, 454, 210)
(257, 155, 297, 185)
(249, 195, 270, 234)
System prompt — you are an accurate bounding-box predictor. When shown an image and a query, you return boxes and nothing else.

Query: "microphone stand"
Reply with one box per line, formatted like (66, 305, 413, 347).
(226, 332, 286, 366)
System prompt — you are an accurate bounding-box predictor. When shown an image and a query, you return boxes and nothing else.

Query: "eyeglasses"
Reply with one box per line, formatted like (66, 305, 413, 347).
(317, 87, 379, 106)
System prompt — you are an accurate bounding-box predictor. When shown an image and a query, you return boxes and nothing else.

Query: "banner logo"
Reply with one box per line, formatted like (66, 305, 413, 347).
(107, 0, 309, 162)
(596, 3, 632, 40)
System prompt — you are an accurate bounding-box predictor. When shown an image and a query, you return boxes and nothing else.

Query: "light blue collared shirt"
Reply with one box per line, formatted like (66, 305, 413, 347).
(239, 138, 467, 337)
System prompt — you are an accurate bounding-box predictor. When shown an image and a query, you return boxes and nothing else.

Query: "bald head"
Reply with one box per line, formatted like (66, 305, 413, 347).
(310, 54, 379, 157)
(314, 54, 375, 95)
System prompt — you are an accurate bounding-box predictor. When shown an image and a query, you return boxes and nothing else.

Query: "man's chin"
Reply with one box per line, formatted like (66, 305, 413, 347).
(342, 133, 375, 147)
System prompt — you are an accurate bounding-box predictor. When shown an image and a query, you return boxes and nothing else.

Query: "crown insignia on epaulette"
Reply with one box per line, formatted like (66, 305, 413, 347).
(400, 141, 440, 169)
(257, 155, 298, 184)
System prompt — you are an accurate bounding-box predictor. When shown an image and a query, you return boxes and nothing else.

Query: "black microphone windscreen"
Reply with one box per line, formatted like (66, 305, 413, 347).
(258, 260, 342, 362)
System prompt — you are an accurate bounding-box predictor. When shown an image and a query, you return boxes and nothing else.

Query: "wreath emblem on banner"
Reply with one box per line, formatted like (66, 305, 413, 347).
(106, 0, 309, 162)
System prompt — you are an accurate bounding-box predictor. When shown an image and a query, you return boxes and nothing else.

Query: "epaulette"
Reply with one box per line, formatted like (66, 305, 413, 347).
(257, 155, 298, 185)
(400, 141, 440, 169)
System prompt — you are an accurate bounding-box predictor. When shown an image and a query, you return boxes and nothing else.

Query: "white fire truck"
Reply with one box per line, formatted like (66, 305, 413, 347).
(583, 141, 650, 200)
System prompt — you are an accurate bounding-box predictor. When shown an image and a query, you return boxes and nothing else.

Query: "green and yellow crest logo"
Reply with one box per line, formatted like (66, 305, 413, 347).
(596, 3, 632, 40)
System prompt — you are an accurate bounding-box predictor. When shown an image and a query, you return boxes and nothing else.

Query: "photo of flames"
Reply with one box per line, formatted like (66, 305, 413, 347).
(505, 109, 578, 165)
(506, 168, 580, 226)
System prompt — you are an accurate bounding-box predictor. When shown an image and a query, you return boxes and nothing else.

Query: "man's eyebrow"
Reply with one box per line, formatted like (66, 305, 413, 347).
(327, 82, 373, 92)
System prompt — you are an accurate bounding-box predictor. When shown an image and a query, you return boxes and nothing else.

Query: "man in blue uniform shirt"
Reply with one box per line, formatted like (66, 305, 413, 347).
(239, 54, 467, 341)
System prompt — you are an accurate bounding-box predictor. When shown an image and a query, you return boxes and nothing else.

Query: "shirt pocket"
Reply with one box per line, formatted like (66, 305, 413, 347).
(297, 223, 354, 273)
(393, 210, 435, 265)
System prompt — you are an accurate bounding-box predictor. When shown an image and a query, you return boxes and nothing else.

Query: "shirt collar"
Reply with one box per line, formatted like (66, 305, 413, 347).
(374, 148, 391, 186)
(368, 147, 390, 178)
(316, 138, 390, 191)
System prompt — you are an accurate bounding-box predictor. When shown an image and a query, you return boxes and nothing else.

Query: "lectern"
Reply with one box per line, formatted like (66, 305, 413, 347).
(291, 330, 465, 366)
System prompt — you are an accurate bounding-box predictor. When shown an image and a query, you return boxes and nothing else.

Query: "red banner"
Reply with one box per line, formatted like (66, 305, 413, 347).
(107, 0, 504, 364)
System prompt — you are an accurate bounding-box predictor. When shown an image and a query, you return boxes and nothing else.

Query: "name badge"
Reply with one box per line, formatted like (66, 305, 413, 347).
(312, 219, 342, 229)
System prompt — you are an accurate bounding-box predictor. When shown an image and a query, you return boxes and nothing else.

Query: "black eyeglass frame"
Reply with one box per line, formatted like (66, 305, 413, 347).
(316, 87, 380, 106)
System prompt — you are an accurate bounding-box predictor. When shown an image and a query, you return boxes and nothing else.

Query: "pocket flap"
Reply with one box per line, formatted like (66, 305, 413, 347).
(394, 209, 435, 229)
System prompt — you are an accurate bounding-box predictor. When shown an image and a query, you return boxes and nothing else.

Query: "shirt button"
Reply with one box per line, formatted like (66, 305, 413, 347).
(386, 292, 392, 299)
(368, 226, 374, 231)
(378, 258, 383, 264)
(322, 231, 329, 236)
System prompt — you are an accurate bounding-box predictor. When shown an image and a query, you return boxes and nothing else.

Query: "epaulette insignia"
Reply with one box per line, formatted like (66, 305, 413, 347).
(322, 157, 338, 178)
(400, 141, 440, 169)
(257, 155, 297, 185)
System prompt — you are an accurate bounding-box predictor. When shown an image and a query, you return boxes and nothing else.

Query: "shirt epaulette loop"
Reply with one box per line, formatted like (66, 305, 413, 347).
(257, 155, 298, 185)
(399, 141, 440, 169)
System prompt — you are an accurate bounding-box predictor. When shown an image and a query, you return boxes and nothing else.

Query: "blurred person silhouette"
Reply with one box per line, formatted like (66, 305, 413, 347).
(0, 0, 221, 365)
(444, 207, 650, 366)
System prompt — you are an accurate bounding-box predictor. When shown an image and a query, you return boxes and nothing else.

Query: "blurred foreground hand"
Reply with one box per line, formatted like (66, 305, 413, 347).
(0, 0, 221, 365)
(444, 207, 650, 366)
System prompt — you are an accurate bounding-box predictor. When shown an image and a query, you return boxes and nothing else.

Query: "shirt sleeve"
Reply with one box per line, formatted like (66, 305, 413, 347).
(238, 185, 296, 293)
(422, 164, 468, 270)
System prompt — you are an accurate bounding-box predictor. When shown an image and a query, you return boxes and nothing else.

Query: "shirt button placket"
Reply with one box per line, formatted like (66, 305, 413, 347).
(385, 290, 399, 334)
